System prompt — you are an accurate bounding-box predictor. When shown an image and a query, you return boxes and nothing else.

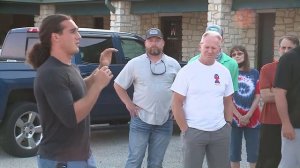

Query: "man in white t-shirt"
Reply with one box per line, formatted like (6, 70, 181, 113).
(171, 31, 234, 168)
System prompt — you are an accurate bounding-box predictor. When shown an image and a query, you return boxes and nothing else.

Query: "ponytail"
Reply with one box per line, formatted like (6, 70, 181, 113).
(27, 43, 50, 69)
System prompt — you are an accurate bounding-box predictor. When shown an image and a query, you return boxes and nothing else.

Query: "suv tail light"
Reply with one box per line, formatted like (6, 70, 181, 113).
(27, 28, 39, 33)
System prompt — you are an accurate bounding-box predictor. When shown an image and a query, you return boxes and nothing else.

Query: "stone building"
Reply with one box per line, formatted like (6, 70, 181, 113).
(1, 0, 300, 69)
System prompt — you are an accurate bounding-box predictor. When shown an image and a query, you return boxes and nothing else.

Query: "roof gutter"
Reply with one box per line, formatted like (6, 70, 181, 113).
(105, 0, 115, 13)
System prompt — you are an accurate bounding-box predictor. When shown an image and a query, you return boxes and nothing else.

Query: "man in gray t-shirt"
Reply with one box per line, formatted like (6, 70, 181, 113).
(114, 28, 181, 168)
(28, 14, 115, 168)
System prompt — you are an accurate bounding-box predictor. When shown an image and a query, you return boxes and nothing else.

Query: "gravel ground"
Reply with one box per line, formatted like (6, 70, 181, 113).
(0, 125, 251, 168)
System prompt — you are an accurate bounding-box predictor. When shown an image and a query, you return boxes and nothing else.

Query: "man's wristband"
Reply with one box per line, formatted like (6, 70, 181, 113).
(226, 121, 232, 126)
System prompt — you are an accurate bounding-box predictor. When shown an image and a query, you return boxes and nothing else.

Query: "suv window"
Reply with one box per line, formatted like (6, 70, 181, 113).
(1, 33, 27, 60)
(27, 37, 39, 56)
(120, 38, 145, 61)
(79, 37, 113, 64)
(0, 34, 39, 61)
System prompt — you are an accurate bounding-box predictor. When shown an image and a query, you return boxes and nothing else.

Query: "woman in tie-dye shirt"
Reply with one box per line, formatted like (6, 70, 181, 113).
(229, 45, 260, 168)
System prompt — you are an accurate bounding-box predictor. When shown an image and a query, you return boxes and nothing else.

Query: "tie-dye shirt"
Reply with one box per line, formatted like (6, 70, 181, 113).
(232, 68, 260, 128)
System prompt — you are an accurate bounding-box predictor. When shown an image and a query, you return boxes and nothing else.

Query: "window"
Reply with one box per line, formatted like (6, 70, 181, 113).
(79, 37, 113, 64)
(120, 38, 145, 61)
(26, 37, 39, 56)
(1, 34, 39, 61)
(1, 33, 26, 60)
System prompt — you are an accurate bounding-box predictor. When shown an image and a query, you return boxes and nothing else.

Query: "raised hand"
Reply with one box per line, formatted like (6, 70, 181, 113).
(99, 48, 118, 68)
(94, 66, 113, 89)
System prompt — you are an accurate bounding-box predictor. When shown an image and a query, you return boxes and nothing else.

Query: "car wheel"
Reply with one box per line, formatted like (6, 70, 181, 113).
(1, 102, 42, 157)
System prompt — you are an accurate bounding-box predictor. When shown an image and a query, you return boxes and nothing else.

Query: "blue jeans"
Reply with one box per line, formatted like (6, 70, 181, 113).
(230, 126, 260, 163)
(37, 154, 97, 168)
(125, 116, 173, 168)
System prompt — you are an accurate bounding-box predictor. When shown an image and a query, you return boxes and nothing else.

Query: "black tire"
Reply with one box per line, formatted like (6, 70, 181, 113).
(1, 102, 42, 157)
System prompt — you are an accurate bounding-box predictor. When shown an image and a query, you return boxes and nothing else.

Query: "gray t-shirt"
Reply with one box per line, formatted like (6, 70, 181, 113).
(114, 54, 181, 125)
(34, 56, 90, 161)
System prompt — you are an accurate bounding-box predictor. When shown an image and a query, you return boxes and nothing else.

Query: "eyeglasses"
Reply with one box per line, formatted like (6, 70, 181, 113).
(150, 60, 166, 75)
(231, 52, 244, 57)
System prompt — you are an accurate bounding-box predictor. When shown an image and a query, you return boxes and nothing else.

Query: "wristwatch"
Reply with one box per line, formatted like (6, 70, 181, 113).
(226, 120, 232, 126)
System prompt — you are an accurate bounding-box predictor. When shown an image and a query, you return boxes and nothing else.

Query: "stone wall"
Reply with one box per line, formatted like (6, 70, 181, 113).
(110, 1, 141, 33)
(182, 12, 207, 61)
(140, 14, 160, 37)
(35, 1, 300, 66)
(34, 4, 55, 27)
(274, 9, 300, 58)
(208, 0, 258, 67)
(227, 9, 256, 67)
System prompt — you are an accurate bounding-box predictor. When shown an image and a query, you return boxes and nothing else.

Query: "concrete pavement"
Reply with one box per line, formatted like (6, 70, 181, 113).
(0, 125, 251, 168)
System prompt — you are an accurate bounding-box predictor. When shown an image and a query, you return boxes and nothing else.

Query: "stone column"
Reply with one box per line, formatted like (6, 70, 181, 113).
(34, 4, 56, 27)
(207, 0, 232, 52)
(110, 1, 141, 34)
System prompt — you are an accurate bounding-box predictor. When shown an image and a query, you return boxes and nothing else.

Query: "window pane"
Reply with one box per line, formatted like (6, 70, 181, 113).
(1, 33, 26, 60)
(27, 37, 39, 57)
(79, 37, 113, 63)
(121, 39, 145, 61)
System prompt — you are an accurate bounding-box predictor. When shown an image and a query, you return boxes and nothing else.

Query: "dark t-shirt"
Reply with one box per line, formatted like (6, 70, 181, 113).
(274, 46, 300, 128)
(34, 56, 90, 161)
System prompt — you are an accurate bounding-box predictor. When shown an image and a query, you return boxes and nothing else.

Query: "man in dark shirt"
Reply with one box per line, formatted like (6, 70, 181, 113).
(256, 35, 299, 168)
(274, 46, 300, 168)
(27, 14, 116, 168)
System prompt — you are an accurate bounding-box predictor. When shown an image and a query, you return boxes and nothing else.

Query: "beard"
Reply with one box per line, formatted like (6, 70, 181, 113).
(147, 47, 162, 56)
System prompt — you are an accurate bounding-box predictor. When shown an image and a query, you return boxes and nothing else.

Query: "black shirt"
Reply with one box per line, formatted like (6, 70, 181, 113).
(34, 56, 90, 161)
(274, 46, 300, 128)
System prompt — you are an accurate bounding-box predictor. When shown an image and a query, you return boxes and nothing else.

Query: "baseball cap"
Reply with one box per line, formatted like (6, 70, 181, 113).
(206, 24, 223, 37)
(145, 28, 163, 39)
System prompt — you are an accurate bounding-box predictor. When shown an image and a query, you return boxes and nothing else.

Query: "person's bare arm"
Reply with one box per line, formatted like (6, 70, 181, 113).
(274, 88, 295, 140)
(78, 38, 117, 119)
(172, 92, 188, 132)
(232, 106, 242, 124)
(114, 82, 140, 117)
(74, 66, 113, 123)
(240, 94, 260, 125)
(260, 88, 275, 103)
(84, 48, 118, 89)
(224, 95, 233, 123)
(99, 48, 118, 68)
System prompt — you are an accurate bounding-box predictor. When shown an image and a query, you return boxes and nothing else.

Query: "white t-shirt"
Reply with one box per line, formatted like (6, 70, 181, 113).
(171, 60, 234, 131)
(115, 54, 181, 125)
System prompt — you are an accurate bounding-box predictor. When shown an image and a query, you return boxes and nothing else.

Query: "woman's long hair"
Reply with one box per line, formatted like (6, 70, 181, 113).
(26, 14, 71, 69)
(230, 45, 250, 72)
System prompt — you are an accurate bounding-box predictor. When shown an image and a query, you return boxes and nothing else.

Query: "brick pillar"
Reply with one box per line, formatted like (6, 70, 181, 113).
(34, 4, 56, 27)
(110, 1, 141, 34)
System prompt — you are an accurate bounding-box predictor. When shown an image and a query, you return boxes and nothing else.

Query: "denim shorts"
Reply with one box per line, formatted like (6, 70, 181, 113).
(230, 126, 260, 163)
